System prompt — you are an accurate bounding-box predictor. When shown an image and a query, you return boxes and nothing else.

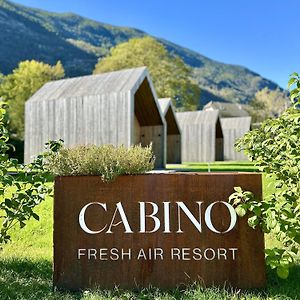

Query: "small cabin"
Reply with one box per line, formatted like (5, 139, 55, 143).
(220, 117, 252, 161)
(25, 67, 166, 168)
(158, 98, 181, 164)
(204, 101, 249, 118)
(176, 110, 224, 162)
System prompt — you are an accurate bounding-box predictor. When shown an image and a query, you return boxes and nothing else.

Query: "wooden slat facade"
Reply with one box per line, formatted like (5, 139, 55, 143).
(176, 110, 224, 162)
(220, 117, 252, 161)
(25, 67, 166, 169)
(158, 98, 181, 164)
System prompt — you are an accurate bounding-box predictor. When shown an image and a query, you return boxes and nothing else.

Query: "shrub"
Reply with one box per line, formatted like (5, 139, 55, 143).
(45, 142, 155, 182)
(229, 72, 300, 278)
(0, 103, 52, 244)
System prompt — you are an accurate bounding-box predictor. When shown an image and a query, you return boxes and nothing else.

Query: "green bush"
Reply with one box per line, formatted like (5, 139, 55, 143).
(0, 103, 52, 244)
(230, 72, 300, 279)
(45, 142, 155, 182)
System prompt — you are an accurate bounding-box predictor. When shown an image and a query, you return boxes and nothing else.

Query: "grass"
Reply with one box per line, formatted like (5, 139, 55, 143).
(167, 161, 258, 172)
(0, 163, 299, 299)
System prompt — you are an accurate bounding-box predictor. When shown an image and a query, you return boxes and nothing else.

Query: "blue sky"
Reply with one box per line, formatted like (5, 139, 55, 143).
(14, 0, 300, 88)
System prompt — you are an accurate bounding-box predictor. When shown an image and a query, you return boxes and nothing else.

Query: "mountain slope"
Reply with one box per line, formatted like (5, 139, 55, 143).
(0, 0, 281, 105)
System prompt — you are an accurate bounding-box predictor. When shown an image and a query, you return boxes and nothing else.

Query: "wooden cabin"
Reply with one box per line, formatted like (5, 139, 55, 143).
(176, 110, 224, 162)
(220, 117, 252, 161)
(158, 98, 181, 164)
(204, 101, 249, 118)
(25, 67, 166, 168)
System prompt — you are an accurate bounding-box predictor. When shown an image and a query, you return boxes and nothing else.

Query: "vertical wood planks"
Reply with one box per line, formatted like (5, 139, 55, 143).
(24, 67, 166, 168)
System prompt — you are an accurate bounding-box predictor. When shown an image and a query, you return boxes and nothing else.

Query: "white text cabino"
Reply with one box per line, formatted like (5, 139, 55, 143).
(78, 201, 237, 234)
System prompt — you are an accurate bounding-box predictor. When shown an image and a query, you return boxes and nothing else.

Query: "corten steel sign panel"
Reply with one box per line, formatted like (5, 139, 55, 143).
(53, 173, 265, 291)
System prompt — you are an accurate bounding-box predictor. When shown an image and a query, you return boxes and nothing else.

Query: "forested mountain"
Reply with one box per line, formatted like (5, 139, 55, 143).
(0, 0, 281, 105)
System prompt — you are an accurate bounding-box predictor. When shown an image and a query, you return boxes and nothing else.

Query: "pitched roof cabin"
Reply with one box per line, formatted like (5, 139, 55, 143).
(158, 98, 181, 164)
(220, 116, 252, 161)
(176, 110, 224, 162)
(204, 101, 249, 118)
(25, 67, 166, 168)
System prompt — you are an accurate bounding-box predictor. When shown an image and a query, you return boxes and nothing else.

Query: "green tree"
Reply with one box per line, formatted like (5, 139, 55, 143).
(0, 60, 64, 139)
(246, 87, 289, 123)
(230, 72, 300, 278)
(94, 37, 200, 110)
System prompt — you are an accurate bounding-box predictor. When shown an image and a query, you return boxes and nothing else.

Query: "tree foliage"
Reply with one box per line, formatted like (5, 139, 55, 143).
(0, 103, 53, 244)
(0, 60, 64, 139)
(94, 37, 200, 110)
(246, 87, 289, 123)
(230, 73, 300, 278)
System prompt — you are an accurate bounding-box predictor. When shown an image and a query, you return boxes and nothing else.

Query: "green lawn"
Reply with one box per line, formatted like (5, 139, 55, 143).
(167, 161, 258, 172)
(0, 165, 299, 299)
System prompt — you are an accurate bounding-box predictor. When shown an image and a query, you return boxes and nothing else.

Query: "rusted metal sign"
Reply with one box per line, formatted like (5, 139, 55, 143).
(53, 173, 265, 291)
